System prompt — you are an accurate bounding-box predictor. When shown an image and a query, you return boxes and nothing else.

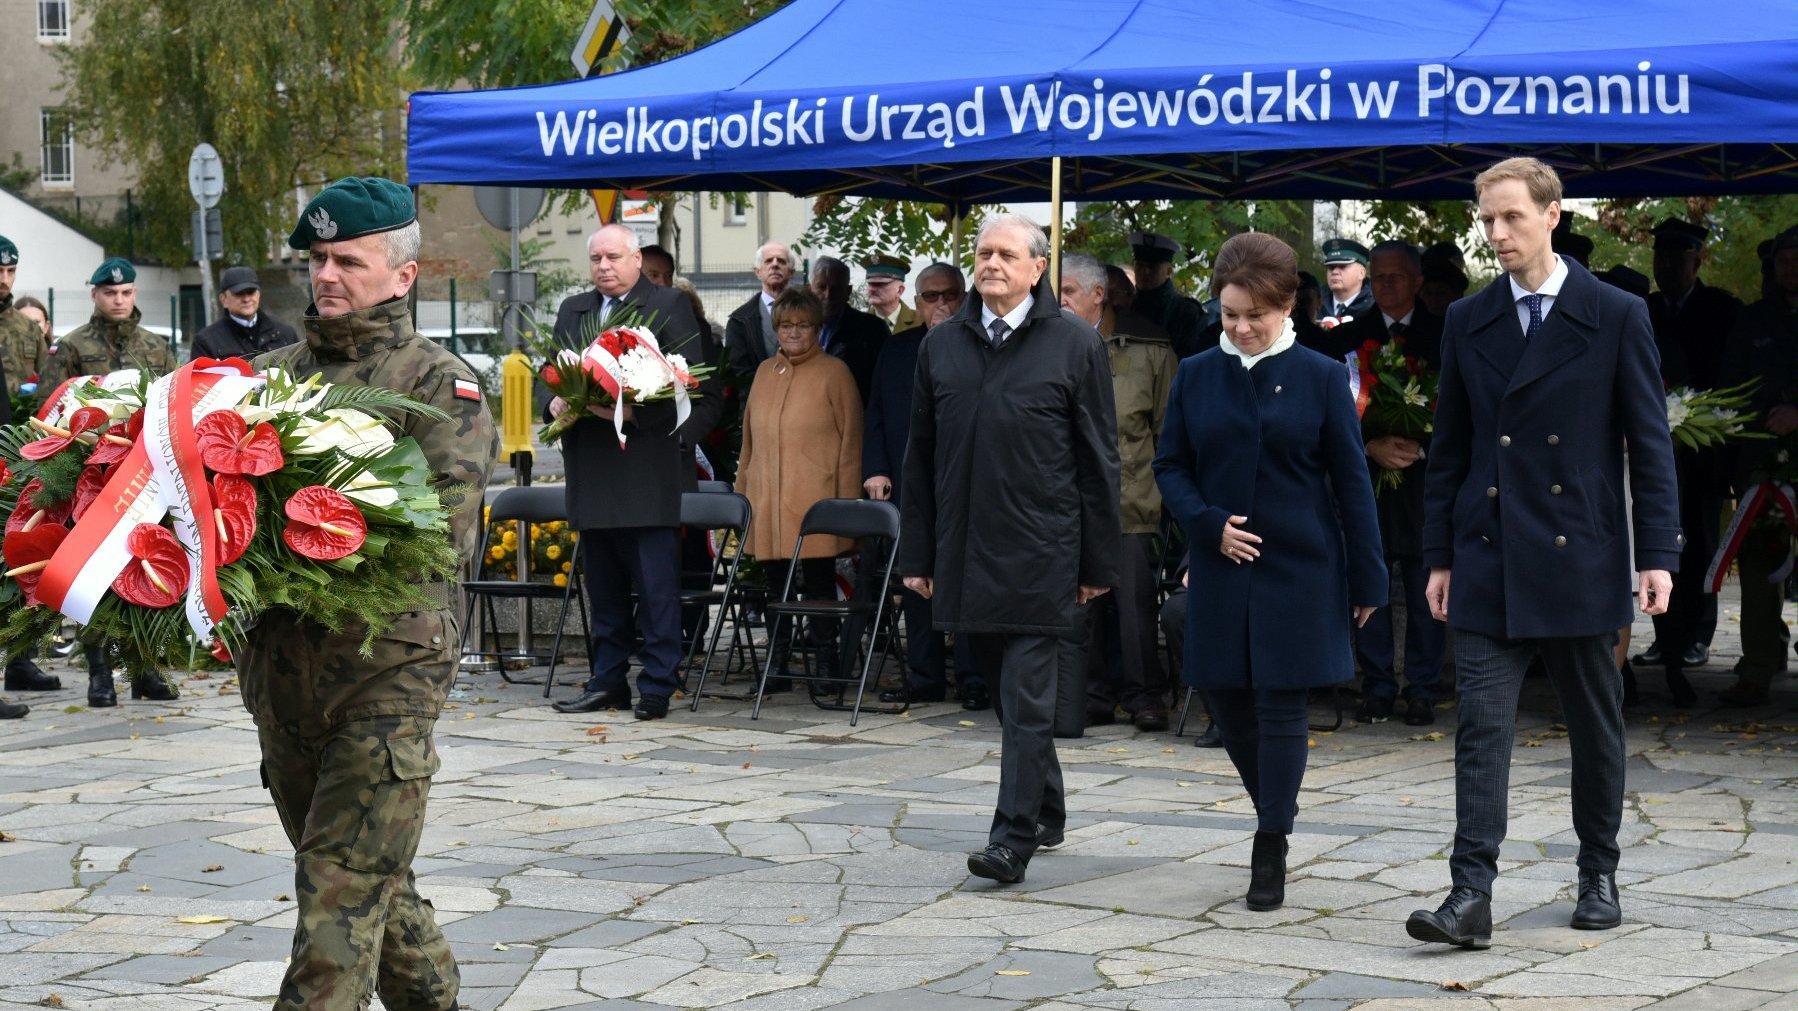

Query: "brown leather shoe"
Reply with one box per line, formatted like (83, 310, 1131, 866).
(1132, 706, 1169, 732)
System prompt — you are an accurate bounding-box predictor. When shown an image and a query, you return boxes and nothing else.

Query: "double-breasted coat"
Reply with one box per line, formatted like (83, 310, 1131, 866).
(899, 278, 1121, 636)
(1421, 259, 1682, 640)
(1154, 342, 1387, 690)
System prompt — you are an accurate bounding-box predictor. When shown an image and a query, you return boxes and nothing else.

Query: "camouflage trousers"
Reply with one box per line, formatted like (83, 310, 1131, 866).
(259, 714, 460, 1011)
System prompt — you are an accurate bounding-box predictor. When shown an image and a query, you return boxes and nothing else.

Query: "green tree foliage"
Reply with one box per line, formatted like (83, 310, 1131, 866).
(1586, 196, 1798, 303)
(57, 0, 406, 268)
(1065, 200, 1314, 294)
(800, 197, 987, 268)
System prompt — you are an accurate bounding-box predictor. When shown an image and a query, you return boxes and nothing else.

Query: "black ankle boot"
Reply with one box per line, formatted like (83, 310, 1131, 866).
(86, 648, 117, 708)
(1246, 830, 1288, 911)
(4, 656, 60, 691)
(131, 674, 179, 701)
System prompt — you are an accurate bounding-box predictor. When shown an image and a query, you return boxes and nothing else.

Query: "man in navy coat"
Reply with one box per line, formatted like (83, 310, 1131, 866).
(1408, 158, 1681, 949)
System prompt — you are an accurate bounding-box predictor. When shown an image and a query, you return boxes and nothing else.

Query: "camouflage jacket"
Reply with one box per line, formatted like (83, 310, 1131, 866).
(42, 307, 178, 390)
(1101, 307, 1177, 535)
(0, 296, 46, 397)
(239, 299, 499, 734)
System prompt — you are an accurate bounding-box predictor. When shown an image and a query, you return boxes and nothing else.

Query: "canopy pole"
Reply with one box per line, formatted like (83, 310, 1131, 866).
(1049, 156, 1063, 287)
(950, 204, 964, 263)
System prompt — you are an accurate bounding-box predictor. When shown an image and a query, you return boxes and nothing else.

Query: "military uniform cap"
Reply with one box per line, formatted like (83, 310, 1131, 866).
(1128, 231, 1180, 264)
(864, 255, 908, 281)
(288, 176, 416, 250)
(1767, 226, 1798, 257)
(1321, 238, 1369, 266)
(90, 257, 135, 286)
(0, 235, 17, 266)
(1552, 229, 1594, 264)
(1651, 218, 1708, 252)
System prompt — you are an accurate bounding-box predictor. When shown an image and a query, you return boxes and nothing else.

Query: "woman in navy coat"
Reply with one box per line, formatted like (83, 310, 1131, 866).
(1153, 233, 1387, 912)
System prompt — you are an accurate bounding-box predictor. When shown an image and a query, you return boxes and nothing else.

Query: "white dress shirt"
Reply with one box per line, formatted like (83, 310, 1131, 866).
(1508, 255, 1569, 335)
(980, 294, 1034, 342)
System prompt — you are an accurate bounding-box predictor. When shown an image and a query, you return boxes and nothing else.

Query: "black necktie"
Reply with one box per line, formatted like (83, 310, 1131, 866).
(1388, 320, 1407, 339)
(988, 318, 1011, 348)
(1522, 294, 1543, 342)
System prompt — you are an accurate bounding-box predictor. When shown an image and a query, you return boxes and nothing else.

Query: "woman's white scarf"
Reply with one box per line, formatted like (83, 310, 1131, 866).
(1219, 316, 1297, 369)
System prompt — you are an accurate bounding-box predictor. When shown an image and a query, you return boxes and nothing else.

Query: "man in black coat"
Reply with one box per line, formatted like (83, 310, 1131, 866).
(1410, 158, 1680, 949)
(1129, 231, 1206, 359)
(1337, 241, 1447, 727)
(190, 266, 299, 361)
(723, 241, 792, 382)
(1321, 238, 1377, 321)
(1634, 219, 1742, 684)
(549, 224, 711, 721)
(901, 214, 1121, 885)
(809, 256, 885, 404)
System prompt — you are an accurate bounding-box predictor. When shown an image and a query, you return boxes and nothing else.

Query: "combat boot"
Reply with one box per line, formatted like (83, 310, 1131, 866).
(4, 654, 60, 691)
(86, 646, 117, 708)
(131, 674, 179, 701)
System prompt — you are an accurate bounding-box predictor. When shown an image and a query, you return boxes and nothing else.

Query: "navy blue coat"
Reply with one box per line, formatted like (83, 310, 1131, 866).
(1421, 258, 1682, 640)
(863, 324, 924, 503)
(1153, 344, 1387, 690)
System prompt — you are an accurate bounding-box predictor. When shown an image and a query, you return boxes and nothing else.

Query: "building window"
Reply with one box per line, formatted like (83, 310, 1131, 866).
(37, 0, 70, 41)
(724, 197, 747, 227)
(40, 109, 73, 186)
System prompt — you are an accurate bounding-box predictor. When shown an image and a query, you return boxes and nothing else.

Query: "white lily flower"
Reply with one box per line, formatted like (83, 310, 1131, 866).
(292, 408, 396, 458)
(341, 469, 400, 508)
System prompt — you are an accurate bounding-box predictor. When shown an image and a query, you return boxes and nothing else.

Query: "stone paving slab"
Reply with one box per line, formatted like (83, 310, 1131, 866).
(0, 598, 1793, 1008)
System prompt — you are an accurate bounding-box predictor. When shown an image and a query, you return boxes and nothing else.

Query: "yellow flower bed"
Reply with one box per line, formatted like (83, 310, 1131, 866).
(480, 506, 580, 582)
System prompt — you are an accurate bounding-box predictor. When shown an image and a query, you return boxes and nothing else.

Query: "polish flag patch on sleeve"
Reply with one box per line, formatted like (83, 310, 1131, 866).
(453, 378, 482, 402)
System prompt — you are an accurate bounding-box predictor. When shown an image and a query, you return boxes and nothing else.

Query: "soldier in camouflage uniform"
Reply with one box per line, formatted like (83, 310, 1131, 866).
(42, 258, 183, 706)
(0, 235, 45, 405)
(236, 177, 497, 1011)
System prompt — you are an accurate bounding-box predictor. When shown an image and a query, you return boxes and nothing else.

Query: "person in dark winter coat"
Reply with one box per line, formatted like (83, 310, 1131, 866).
(190, 266, 299, 361)
(1153, 231, 1386, 914)
(810, 256, 886, 405)
(548, 224, 712, 722)
(901, 213, 1120, 887)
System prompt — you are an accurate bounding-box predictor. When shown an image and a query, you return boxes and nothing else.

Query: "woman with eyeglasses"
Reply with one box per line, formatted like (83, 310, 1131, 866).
(737, 287, 864, 686)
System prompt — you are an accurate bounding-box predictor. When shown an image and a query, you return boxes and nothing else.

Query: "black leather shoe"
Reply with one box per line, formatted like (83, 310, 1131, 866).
(1036, 824, 1065, 849)
(966, 844, 1026, 884)
(1406, 886, 1493, 949)
(1570, 870, 1621, 930)
(552, 689, 631, 714)
(1357, 696, 1395, 723)
(1086, 705, 1117, 727)
(1193, 722, 1224, 748)
(1402, 697, 1436, 727)
(0, 698, 26, 719)
(960, 689, 991, 712)
(1132, 706, 1169, 732)
(1631, 642, 1663, 665)
(131, 675, 179, 701)
(4, 658, 60, 692)
(86, 648, 117, 709)
(881, 686, 946, 704)
(634, 694, 670, 721)
(1246, 831, 1288, 911)
(1681, 644, 1710, 667)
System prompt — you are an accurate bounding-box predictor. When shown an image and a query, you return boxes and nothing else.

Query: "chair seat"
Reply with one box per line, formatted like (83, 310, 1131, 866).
(765, 598, 878, 617)
(680, 589, 727, 606)
(463, 580, 573, 600)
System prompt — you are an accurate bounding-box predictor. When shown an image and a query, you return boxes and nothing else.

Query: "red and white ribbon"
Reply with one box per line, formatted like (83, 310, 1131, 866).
(578, 327, 695, 448)
(1705, 481, 1798, 593)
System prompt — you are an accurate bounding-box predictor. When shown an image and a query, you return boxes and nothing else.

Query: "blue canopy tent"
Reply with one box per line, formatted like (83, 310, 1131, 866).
(408, 0, 1798, 204)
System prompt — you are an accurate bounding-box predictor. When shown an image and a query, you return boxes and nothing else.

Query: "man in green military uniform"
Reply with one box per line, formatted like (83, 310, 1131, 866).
(236, 177, 497, 1011)
(865, 255, 921, 333)
(42, 257, 182, 706)
(0, 235, 46, 403)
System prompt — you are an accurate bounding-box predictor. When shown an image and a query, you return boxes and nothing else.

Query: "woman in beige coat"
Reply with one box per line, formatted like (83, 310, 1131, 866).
(737, 287, 864, 677)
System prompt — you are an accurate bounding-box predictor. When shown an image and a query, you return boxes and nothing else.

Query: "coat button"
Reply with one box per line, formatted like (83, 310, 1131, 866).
(1677, 534, 1687, 546)
(1547, 434, 1560, 445)
(1499, 435, 1511, 447)
(431, 635, 443, 645)
(1486, 486, 1498, 498)
(1550, 484, 1563, 495)
(1554, 535, 1567, 548)
(1481, 535, 1491, 544)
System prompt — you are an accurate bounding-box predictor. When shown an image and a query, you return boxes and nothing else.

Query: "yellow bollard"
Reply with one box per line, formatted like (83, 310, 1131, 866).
(501, 349, 535, 461)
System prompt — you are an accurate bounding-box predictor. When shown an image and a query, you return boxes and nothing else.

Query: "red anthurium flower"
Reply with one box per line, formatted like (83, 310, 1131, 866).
(7, 479, 72, 534)
(70, 465, 110, 523)
(20, 406, 111, 461)
(195, 410, 284, 476)
(86, 420, 137, 466)
(541, 365, 562, 386)
(110, 523, 190, 609)
(212, 474, 257, 565)
(283, 486, 367, 561)
(209, 638, 232, 664)
(3, 523, 69, 607)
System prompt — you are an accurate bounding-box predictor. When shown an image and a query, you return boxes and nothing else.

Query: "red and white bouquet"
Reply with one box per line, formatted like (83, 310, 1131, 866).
(0, 360, 459, 675)
(530, 319, 706, 447)
(1351, 336, 1439, 494)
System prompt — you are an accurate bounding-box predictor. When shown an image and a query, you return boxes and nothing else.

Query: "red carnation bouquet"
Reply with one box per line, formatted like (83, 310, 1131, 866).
(526, 312, 708, 447)
(1352, 336, 1439, 494)
(0, 362, 460, 676)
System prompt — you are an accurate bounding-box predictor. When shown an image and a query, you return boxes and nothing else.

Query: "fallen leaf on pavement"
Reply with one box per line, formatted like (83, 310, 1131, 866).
(586, 726, 610, 736)
(958, 720, 977, 727)
(787, 914, 808, 923)
(995, 969, 1031, 976)
(176, 915, 230, 925)
(1440, 980, 1469, 991)
(201, 865, 224, 873)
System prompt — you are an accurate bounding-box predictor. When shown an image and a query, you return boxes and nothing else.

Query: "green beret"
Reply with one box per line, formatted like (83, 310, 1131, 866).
(1321, 238, 1369, 266)
(0, 235, 17, 267)
(90, 257, 136, 286)
(288, 176, 416, 250)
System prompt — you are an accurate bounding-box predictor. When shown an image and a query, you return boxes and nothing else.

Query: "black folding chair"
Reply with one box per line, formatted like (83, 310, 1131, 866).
(751, 498, 903, 726)
(697, 479, 733, 494)
(680, 491, 763, 710)
(459, 485, 589, 697)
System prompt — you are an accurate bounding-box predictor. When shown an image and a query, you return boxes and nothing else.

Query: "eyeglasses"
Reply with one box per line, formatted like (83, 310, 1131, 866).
(775, 322, 819, 333)
(917, 289, 962, 303)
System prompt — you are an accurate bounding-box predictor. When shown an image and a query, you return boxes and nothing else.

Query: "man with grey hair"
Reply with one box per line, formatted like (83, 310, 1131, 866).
(902, 214, 1121, 884)
(810, 255, 887, 403)
(725, 241, 793, 383)
(1059, 252, 1177, 732)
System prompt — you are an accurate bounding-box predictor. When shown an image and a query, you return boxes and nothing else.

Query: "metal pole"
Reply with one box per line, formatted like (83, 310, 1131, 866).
(504, 187, 533, 663)
(1049, 157, 1063, 289)
(169, 294, 179, 354)
(449, 276, 458, 349)
(951, 204, 964, 264)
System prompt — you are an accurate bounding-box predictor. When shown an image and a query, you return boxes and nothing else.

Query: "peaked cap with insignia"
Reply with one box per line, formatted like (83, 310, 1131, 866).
(288, 176, 416, 250)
